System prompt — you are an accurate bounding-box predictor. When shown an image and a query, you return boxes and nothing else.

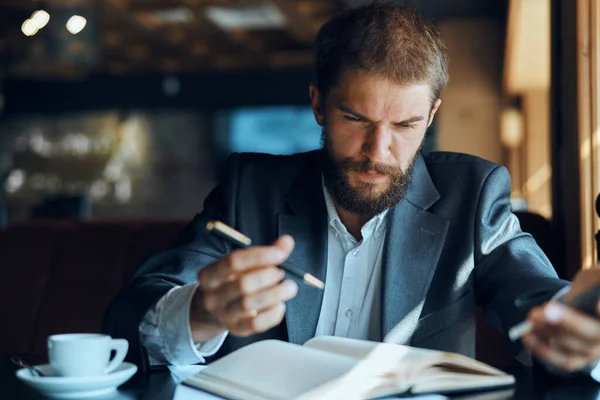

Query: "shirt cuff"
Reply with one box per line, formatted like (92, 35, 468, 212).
(140, 282, 228, 366)
(184, 283, 229, 361)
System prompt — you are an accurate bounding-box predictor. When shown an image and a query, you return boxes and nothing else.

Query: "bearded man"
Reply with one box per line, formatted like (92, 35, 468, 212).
(103, 3, 600, 378)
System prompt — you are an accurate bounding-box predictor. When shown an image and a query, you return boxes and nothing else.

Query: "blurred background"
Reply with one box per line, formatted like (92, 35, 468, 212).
(0, 0, 596, 277)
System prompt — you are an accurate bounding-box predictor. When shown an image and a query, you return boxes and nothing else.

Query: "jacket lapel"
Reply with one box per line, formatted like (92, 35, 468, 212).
(382, 155, 450, 344)
(279, 152, 328, 345)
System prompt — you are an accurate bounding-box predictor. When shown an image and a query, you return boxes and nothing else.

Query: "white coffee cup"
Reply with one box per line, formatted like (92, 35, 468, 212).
(48, 333, 128, 377)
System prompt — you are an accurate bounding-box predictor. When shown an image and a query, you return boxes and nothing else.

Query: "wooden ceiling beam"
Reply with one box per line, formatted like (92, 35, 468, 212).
(0, 0, 331, 78)
(0, 0, 92, 8)
(268, 50, 314, 68)
(195, 12, 253, 53)
(100, 1, 186, 57)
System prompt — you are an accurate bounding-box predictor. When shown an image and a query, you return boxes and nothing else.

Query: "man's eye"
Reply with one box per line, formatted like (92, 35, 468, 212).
(398, 124, 416, 129)
(344, 115, 362, 122)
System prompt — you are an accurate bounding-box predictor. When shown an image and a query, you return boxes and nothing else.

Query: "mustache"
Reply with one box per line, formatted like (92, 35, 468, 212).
(337, 158, 402, 176)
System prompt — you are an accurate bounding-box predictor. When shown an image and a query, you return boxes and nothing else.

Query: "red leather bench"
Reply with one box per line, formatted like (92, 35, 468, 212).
(0, 220, 186, 356)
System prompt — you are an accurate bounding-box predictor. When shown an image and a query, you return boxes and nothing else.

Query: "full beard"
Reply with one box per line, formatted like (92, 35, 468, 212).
(320, 129, 419, 218)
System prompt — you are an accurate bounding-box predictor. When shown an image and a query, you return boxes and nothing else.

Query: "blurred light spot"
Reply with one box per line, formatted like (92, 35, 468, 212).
(500, 107, 524, 149)
(62, 133, 91, 154)
(90, 180, 109, 199)
(30, 134, 52, 155)
(31, 10, 50, 29)
(6, 170, 26, 193)
(104, 163, 123, 181)
(115, 177, 132, 203)
(205, 5, 286, 30)
(22, 19, 39, 36)
(66, 15, 87, 35)
(154, 7, 194, 24)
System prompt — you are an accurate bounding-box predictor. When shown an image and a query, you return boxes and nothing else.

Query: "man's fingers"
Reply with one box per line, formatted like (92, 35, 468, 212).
(199, 246, 288, 289)
(272, 235, 295, 255)
(533, 324, 600, 358)
(223, 279, 298, 322)
(530, 303, 600, 343)
(553, 334, 600, 357)
(231, 303, 287, 336)
(523, 333, 593, 372)
(194, 235, 296, 337)
(525, 302, 600, 371)
(529, 313, 599, 354)
(204, 267, 285, 312)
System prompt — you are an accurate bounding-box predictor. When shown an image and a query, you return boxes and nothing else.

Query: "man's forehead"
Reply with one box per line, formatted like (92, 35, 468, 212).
(326, 76, 432, 117)
(328, 69, 432, 100)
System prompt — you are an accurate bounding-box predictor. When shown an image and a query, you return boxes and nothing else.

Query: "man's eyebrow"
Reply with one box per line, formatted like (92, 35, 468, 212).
(397, 116, 425, 124)
(338, 105, 370, 120)
(338, 105, 425, 125)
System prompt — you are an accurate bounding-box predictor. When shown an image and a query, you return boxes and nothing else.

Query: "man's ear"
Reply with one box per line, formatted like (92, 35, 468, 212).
(427, 99, 442, 128)
(310, 83, 325, 127)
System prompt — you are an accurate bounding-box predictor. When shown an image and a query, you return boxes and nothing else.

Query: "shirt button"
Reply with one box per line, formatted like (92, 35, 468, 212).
(345, 309, 353, 318)
(352, 249, 359, 256)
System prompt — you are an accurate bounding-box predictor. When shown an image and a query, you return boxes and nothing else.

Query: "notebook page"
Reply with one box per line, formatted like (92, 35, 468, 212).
(300, 338, 424, 399)
(305, 336, 433, 368)
(303, 337, 512, 389)
(304, 336, 382, 360)
(186, 340, 357, 400)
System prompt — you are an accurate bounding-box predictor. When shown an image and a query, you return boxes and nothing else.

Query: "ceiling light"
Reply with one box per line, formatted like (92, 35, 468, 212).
(21, 19, 39, 36)
(66, 15, 87, 35)
(154, 7, 194, 24)
(205, 4, 286, 30)
(31, 10, 50, 29)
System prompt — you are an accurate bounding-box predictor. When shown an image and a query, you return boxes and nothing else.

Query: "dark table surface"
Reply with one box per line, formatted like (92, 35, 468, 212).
(3, 355, 600, 400)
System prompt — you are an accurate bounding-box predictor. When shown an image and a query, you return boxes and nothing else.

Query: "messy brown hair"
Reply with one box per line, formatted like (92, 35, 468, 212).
(315, 2, 449, 105)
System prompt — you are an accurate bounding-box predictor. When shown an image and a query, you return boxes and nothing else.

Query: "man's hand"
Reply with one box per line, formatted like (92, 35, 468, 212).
(522, 266, 600, 372)
(189, 235, 298, 343)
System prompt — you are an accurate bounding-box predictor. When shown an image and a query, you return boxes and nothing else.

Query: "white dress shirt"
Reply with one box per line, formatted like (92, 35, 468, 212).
(139, 282, 228, 366)
(314, 184, 387, 340)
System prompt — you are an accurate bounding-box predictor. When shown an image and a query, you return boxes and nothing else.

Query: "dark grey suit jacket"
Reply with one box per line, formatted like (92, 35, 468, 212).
(102, 150, 569, 371)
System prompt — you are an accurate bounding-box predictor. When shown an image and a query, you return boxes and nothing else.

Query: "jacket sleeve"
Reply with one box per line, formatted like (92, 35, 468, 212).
(473, 165, 569, 358)
(101, 153, 241, 372)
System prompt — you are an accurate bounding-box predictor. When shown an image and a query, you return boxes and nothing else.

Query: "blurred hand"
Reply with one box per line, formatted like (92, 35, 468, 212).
(522, 266, 600, 372)
(189, 235, 298, 343)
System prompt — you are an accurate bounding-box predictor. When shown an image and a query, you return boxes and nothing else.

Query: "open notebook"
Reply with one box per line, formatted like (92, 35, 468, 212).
(183, 336, 515, 400)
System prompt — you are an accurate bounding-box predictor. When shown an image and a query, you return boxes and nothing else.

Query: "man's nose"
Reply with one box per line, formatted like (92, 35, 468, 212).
(362, 123, 392, 163)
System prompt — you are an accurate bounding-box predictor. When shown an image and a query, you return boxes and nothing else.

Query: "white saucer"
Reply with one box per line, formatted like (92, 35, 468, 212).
(16, 362, 138, 399)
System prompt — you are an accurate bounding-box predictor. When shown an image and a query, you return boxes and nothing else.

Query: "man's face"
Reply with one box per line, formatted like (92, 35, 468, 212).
(310, 69, 441, 217)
